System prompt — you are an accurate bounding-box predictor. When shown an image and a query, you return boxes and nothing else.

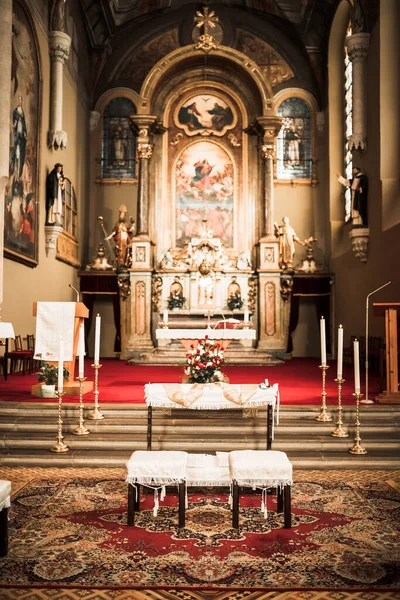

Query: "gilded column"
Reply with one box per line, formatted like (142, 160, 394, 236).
(0, 0, 12, 305)
(48, 31, 71, 149)
(346, 33, 370, 151)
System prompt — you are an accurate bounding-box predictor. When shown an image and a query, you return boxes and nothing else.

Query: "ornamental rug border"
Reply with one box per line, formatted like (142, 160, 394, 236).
(0, 476, 399, 590)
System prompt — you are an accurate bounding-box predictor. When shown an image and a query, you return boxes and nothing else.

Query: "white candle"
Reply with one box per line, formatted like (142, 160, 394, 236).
(78, 323, 85, 378)
(337, 325, 343, 379)
(353, 338, 360, 393)
(320, 317, 327, 366)
(58, 337, 64, 392)
(244, 309, 249, 323)
(163, 309, 168, 324)
(94, 314, 101, 365)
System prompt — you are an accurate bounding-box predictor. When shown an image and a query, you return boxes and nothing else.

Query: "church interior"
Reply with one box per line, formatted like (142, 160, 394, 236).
(0, 0, 399, 598)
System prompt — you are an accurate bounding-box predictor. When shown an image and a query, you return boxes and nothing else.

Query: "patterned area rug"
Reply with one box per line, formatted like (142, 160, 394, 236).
(1, 472, 399, 592)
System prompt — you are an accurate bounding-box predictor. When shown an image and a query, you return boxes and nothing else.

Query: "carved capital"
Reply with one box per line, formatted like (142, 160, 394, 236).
(48, 31, 71, 63)
(261, 144, 274, 160)
(44, 224, 63, 257)
(138, 143, 153, 160)
(349, 227, 369, 263)
(347, 133, 367, 151)
(47, 130, 68, 150)
(346, 33, 370, 63)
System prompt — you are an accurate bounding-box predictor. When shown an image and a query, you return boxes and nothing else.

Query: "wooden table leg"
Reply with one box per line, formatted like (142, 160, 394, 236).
(178, 482, 186, 529)
(267, 404, 273, 450)
(232, 480, 239, 529)
(127, 484, 135, 526)
(284, 485, 292, 528)
(147, 406, 152, 451)
(277, 486, 283, 513)
(0, 507, 8, 556)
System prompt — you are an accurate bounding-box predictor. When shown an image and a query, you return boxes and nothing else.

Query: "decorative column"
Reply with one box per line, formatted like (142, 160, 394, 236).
(0, 0, 12, 305)
(258, 117, 283, 238)
(130, 116, 157, 238)
(380, 0, 400, 230)
(346, 33, 370, 151)
(48, 30, 71, 149)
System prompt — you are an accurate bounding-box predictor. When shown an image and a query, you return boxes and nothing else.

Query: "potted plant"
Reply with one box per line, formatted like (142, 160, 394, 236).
(37, 363, 70, 398)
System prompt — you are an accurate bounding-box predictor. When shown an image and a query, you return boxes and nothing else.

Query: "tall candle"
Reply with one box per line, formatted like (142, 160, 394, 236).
(94, 314, 101, 366)
(337, 325, 343, 379)
(78, 323, 85, 378)
(244, 309, 249, 323)
(163, 309, 168, 324)
(58, 337, 64, 392)
(353, 338, 360, 393)
(320, 317, 327, 366)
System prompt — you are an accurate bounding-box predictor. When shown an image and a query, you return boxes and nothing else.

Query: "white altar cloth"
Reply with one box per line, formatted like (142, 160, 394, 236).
(156, 328, 256, 341)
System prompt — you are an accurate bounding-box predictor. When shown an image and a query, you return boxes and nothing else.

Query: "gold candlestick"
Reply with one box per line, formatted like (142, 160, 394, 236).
(161, 321, 169, 329)
(315, 364, 332, 422)
(242, 321, 250, 330)
(73, 376, 90, 435)
(331, 377, 348, 437)
(349, 391, 367, 454)
(88, 363, 104, 420)
(50, 390, 69, 453)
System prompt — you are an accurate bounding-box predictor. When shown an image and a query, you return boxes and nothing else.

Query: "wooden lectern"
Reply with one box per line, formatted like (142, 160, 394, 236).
(374, 302, 400, 404)
(32, 302, 94, 396)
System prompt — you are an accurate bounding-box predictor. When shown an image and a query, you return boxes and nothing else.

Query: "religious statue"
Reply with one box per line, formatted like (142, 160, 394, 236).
(158, 248, 175, 269)
(236, 250, 252, 270)
(11, 95, 27, 179)
(104, 205, 135, 269)
(274, 216, 305, 270)
(337, 167, 368, 226)
(167, 276, 185, 309)
(46, 163, 65, 225)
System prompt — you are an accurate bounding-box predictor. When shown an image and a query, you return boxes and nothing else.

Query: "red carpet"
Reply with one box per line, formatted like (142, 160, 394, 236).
(0, 357, 381, 406)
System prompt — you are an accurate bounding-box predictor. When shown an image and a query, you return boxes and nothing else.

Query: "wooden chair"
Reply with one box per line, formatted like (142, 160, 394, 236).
(8, 335, 34, 375)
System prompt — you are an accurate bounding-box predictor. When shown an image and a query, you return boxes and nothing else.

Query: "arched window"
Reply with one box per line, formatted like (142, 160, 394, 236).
(101, 97, 137, 180)
(344, 22, 353, 221)
(276, 97, 312, 180)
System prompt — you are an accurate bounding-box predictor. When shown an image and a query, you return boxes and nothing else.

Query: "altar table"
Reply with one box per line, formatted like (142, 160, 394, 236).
(144, 382, 279, 451)
(155, 327, 256, 350)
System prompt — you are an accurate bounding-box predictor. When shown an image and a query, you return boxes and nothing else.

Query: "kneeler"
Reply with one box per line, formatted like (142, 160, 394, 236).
(126, 451, 188, 529)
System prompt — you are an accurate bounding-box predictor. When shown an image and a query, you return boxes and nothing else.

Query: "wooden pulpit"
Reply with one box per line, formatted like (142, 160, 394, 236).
(374, 302, 400, 403)
(32, 302, 94, 396)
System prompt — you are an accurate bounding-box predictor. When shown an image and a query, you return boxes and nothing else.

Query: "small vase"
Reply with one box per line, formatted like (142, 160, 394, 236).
(40, 384, 56, 398)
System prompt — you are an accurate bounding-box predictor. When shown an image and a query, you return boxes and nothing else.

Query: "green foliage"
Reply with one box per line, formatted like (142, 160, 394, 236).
(37, 363, 70, 386)
(227, 293, 243, 311)
(167, 292, 185, 310)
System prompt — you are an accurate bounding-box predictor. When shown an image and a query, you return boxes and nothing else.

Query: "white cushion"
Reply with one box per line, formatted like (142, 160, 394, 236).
(0, 480, 11, 511)
(229, 450, 293, 487)
(126, 451, 188, 485)
(187, 454, 230, 487)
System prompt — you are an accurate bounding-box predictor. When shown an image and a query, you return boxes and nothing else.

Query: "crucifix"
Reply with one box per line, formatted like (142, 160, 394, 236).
(194, 6, 219, 53)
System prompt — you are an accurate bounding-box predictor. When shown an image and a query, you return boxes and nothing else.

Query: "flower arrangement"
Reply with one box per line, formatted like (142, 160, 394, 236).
(167, 292, 185, 310)
(184, 336, 224, 384)
(37, 363, 70, 386)
(227, 292, 243, 311)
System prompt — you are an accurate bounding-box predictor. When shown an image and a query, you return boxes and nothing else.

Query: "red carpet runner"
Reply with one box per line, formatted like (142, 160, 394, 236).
(0, 357, 381, 406)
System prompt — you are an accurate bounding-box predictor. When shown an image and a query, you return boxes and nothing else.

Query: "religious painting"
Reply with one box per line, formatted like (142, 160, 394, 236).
(175, 141, 234, 248)
(101, 97, 136, 181)
(276, 97, 312, 180)
(4, 2, 40, 266)
(175, 95, 236, 137)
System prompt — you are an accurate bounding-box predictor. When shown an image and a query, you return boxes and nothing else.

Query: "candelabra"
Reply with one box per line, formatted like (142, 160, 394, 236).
(73, 377, 90, 435)
(315, 365, 332, 422)
(331, 378, 348, 437)
(349, 392, 367, 455)
(88, 363, 104, 420)
(50, 390, 69, 453)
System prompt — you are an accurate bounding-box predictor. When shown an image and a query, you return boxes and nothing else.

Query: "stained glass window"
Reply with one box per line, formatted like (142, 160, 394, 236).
(344, 23, 353, 221)
(276, 97, 312, 180)
(101, 97, 136, 180)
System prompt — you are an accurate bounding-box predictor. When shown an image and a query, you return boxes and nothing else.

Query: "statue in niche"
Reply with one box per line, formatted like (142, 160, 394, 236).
(351, 0, 367, 33)
(337, 167, 368, 227)
(45, 163, 65, 225)
(52, 0, 67, 32)
(104, 204, 135, 269)
(274, 216, 305, 270)
(168, 276, 185, 310)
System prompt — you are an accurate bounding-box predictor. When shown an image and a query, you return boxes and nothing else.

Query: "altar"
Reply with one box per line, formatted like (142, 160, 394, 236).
(156, 327, 256, 351)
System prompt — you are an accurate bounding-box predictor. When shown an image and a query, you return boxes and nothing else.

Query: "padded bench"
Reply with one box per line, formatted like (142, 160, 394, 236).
(0, 480, 11, 556)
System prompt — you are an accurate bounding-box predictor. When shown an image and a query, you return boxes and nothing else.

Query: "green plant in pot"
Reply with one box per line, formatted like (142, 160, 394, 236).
(37, 363, 70, 397)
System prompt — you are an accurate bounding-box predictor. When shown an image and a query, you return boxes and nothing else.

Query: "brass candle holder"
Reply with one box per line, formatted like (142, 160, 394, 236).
(242, 321, 250, 330)
(161, 321, 169, 329)
(349, 391, 367, 455)
(331, 377, 348, 437)
(73, 376, 90, 435)
(88, 363, 104, 420)
(50, 390, 69, 453)
(315, 364, 332, 422)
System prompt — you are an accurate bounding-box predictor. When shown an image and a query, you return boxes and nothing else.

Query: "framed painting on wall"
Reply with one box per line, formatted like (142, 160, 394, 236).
(4, 1, 40, 267)
(175, 141, 235, 249)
